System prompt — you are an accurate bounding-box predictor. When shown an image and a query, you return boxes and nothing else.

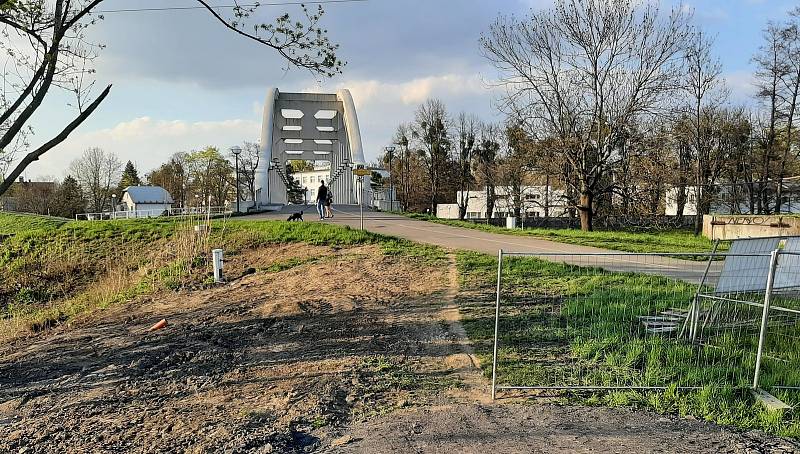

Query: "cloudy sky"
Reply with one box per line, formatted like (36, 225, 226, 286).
(20, 0, 800, 180)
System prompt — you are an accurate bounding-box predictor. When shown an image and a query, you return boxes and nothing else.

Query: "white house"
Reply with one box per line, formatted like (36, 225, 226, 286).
(294, 166, 332, 203)
(121, 186, 174, 217)
(437, 186, 570, 219)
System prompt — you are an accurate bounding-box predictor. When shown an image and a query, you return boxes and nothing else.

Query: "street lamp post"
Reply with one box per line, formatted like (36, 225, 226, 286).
(230, 146, 242, 214)
(384, 145, 396, 212)
(111, 193, 117, 219)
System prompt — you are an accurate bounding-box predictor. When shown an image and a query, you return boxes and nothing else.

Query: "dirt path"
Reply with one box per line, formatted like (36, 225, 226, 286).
(0, 243, 797, 452)
(332, 404, 799, 453)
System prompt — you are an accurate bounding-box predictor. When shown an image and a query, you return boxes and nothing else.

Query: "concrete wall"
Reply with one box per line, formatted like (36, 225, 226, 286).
(703, 215, 800, 240)
(436, 187, 570, 220)
(437, 204, 460, 219)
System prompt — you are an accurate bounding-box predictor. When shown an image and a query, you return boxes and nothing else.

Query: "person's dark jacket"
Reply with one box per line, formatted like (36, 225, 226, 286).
(316, 184, 328, 202)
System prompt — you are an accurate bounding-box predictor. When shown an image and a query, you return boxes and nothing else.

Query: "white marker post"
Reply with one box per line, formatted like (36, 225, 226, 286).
(212, 249, 224, 283)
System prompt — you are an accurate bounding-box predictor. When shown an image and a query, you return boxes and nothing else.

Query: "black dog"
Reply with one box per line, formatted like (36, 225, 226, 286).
(287, 211, 304, 222)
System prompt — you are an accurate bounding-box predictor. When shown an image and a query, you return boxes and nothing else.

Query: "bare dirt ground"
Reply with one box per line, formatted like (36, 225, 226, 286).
(334, 404, 800, 454)
(0, 243, 798, 453)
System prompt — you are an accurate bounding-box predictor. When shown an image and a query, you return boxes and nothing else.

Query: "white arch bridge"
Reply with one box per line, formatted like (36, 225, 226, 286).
(253, 88, 370, 209)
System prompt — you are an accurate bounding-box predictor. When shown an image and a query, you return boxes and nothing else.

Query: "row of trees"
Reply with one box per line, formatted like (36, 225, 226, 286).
(9, 144, 259, 217)
(7, 140, 332, 217)
(384, 0, 800, 232)
(385, 99, 553, 220)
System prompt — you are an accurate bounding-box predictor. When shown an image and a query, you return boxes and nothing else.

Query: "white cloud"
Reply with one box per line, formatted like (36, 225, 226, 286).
(26, 72, 500, 179)
(724, 70, 757, 104)
(304, 73, 494, 110)
(27, 117, 261, 180)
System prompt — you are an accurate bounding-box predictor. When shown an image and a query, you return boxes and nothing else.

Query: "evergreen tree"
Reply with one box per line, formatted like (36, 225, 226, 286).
(285, 162, 306, 204)
(119, 161, 142, 189)
(53, 175, 86, 218)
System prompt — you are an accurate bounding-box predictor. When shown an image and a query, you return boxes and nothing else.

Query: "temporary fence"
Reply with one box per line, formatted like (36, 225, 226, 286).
(490, 237, 800, 399)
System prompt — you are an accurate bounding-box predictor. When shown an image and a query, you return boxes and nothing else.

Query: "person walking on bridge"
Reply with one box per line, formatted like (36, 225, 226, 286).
(316, 180, 328, 221)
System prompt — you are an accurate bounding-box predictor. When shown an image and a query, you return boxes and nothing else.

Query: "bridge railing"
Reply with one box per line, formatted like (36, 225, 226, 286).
(75, 206, 231, 221)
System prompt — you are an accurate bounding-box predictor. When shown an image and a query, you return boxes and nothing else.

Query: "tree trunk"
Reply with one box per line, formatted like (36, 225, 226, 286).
(544, 175, 551, 218)
(578, 192, 593, 231)
(676, 185, 686, 219)
(458, 194, 467, 220)
(486, 185, 495, 219)
(694, 185, 703, 236)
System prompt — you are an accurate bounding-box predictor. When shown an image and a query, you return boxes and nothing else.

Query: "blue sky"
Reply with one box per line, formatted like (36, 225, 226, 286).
(21, 0, 800, 179)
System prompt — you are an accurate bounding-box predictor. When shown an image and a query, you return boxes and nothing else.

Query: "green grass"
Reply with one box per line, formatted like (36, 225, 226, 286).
(0, 212, 69, 234)
(456, 250, 800, 438)
(405, 213, 724, 254)
(0, 213, 446, 339)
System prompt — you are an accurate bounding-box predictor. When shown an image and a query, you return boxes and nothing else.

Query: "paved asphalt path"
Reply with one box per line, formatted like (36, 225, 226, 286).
(245, 205, 721, 285)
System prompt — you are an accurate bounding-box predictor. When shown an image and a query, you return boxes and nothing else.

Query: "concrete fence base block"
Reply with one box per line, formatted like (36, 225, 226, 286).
(751, 388, 792, 413)
(703, 214, 800, 240)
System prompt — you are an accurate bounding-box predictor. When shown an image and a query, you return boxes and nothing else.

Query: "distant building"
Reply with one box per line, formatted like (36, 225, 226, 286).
(294, 167, 331, 203)
(437, 186, 570, 219)
(120, 186, 173, 217)
(664, 187, 699, 216)
(665, 185, 800, 215)
(0, 177, 57, 214)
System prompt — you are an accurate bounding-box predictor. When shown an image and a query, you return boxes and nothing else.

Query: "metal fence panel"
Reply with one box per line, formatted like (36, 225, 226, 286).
(715, 238, 780, 293)
(490, 246, 800, 398)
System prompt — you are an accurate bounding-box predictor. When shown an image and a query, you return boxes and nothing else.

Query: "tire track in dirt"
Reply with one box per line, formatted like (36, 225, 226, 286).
(436, 253, 490, 403)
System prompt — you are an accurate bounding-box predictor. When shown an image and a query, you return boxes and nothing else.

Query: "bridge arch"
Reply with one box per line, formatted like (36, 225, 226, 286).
(254, 88, 369, 208)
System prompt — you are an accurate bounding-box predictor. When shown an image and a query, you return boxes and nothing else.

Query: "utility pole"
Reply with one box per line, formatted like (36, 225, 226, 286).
(230, 146, 242, 213)
(385, 145, 396, 212)
(353, 167, 371, 230)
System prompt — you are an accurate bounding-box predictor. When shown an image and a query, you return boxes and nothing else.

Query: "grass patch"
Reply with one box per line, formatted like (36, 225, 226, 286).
(456, 250, 800, 438)
(0, 212, 69, 235)
(405, 213, 724, 254)
(0, 213, 446, 340)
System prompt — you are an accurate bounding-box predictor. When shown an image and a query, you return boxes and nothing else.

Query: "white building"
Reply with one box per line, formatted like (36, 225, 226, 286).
(371, 186, 398, 211)
(120, 186, 173, 217)
(294, 167, 332, 203)
(437, 186, 570, 219)
(664, 187, 699, 216)
(665, 186, 800, 215)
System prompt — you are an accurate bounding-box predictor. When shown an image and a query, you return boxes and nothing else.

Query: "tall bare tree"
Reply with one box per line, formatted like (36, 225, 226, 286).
(412, 99, 451, 214)
(392, 123, 416, 212)
(481, 0, 692, 230)
(683, 31, 727, 234)
(0, 0, 344, 197)
(473, 123, 502, 219)
(753, 23, 789, 214)
(454, 113, 478, 220)
(68, 147, 121, 212)
(772, 9, 800, 212)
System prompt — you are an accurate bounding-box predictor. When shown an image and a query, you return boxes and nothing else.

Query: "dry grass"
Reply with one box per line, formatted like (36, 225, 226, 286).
(0, 213, 445, 342)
